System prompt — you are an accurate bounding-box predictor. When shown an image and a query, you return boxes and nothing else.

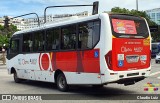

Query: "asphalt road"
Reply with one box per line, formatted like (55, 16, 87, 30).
(0, 59, 160, 103)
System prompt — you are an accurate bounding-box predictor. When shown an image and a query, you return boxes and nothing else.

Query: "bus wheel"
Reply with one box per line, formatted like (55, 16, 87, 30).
(13, 71, 21, 83)
(56, 73, 68, 92)
(92, 85, 104, 88)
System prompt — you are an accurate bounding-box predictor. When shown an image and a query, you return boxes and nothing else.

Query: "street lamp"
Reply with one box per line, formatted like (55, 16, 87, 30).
(136, 0, 138, 11)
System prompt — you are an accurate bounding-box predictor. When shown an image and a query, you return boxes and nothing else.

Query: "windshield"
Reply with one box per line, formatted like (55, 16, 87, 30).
(152, 43, 159, 53)
(110, 14, 149, 38)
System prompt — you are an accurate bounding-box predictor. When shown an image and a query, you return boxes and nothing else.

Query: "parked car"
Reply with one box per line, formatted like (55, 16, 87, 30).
(155, 52, 160, 63)
(152, 43, 159, 58)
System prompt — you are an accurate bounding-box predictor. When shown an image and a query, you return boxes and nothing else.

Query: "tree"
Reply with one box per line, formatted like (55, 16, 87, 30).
(0, 24, 18, 48)
(0, 35, 9, 47)
(111, 7, 157, 26)
(110, 7, 159, 41)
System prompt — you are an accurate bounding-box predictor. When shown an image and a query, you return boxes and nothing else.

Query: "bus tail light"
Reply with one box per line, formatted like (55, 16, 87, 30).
(105, 50, 113, 70)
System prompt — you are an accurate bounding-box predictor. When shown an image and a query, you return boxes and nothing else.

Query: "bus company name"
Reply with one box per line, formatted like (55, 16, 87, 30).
(124, 41, 141, 45)
(18, 59, 37, 65)
(121, 46, 132, 52)
(134, 47, 143, 52)
(121, 46, 143, 53)
(31, 59, 37, 65)
(22, 59, 29, 65)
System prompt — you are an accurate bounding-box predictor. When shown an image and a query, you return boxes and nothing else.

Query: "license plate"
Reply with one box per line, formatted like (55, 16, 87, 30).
(126, 55, 139, 63)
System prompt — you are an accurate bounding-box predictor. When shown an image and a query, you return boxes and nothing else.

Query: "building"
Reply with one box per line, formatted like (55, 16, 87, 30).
(0, 11, 89, 30)
(0, 17, 4, 26)
(145, 8, 160, 25)
(10, 17, 26, 30)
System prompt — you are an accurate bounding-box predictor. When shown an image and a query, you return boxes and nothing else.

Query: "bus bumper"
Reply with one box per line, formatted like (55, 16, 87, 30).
(103, 68, 151, 85)
(110, 76, 145, 86)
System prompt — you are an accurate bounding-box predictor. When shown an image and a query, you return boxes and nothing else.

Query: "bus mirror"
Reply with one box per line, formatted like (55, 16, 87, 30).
(92, 1, 99, 15)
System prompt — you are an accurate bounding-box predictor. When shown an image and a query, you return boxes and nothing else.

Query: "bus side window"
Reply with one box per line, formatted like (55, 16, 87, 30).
(33, 31, 45, 52)
(23, 33, 33, 52)
(10, 39, 19, 54)
(93, 21, 100, 46)
(78, 20, 100, 50)
(46, 28, 60, 51)
(61, 25, 76, 50)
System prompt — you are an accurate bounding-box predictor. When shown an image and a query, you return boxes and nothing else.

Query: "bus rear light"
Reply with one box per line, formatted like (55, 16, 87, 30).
(105, 50, 113, 70)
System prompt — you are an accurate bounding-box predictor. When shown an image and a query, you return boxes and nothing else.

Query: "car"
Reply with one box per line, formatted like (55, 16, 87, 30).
(155, 52, 160, 63)
(152, 43, 159, 58)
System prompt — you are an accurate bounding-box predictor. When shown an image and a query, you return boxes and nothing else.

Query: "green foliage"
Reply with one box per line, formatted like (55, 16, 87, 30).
(111, 7, 157, 26)
(111, 7, 159, 41)
(151, 26, 160, 42)
(0, 24, 18, 48)
(0, 35, 9, 47)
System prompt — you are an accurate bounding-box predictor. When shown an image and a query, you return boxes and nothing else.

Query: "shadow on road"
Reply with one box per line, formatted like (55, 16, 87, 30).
(7, 80, 136, 100)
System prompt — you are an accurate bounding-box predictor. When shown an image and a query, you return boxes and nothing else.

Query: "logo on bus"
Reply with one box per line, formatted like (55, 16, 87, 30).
(39, 53, 51, 71)
(94, 51, 99, 58)
(121, 46, 132, 53)
(118, 60, 124, 67)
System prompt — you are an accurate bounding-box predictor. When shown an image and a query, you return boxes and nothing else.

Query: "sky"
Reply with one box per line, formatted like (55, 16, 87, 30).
(0, 0, 159, 17)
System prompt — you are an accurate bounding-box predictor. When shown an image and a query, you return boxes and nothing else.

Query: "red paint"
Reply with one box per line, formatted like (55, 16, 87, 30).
(38, 49, 100, 73)
(112, 38, 150, 71)
(45, 49, 100, 73)
(81, 50, 100, 73)
(56, 52, 77, 72)
(41, 54, 50, 70)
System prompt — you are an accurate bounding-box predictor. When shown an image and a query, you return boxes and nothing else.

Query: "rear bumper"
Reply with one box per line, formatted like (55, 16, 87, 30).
(110, 76, 145, 85)
(102, 68, 151, 84)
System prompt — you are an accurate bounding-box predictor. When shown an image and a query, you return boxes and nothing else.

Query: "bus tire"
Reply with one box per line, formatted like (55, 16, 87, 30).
(13, 71, 22, 83)
(56, 73, 68, 92)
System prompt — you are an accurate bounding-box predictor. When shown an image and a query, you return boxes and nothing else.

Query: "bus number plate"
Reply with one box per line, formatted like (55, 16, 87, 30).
(126, 55, 139, 63)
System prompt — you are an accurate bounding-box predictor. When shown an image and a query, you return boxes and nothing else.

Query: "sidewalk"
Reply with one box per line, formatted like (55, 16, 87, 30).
(0, 60, 6, 68)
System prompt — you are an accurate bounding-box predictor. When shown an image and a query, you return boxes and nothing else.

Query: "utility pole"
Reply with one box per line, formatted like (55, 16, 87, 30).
(136, 0, 138, 11)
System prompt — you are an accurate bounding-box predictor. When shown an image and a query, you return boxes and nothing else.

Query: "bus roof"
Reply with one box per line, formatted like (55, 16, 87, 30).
(13, 13, 101, 36)
(12, 13, 146, 36)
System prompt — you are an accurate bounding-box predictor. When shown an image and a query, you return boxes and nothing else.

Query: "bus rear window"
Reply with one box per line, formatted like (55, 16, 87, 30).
(110, 15, 149, 38)
(112, 19, 137, 34)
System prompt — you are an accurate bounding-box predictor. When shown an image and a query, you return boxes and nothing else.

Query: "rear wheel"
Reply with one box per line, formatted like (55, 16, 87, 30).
(13, 71, 22, 83)
(155, 60, 158, 64)
(56, 73, 68, 92)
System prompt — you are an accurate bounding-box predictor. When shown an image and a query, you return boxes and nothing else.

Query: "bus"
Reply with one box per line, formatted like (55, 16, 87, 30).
(6, 13, 151, 92)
